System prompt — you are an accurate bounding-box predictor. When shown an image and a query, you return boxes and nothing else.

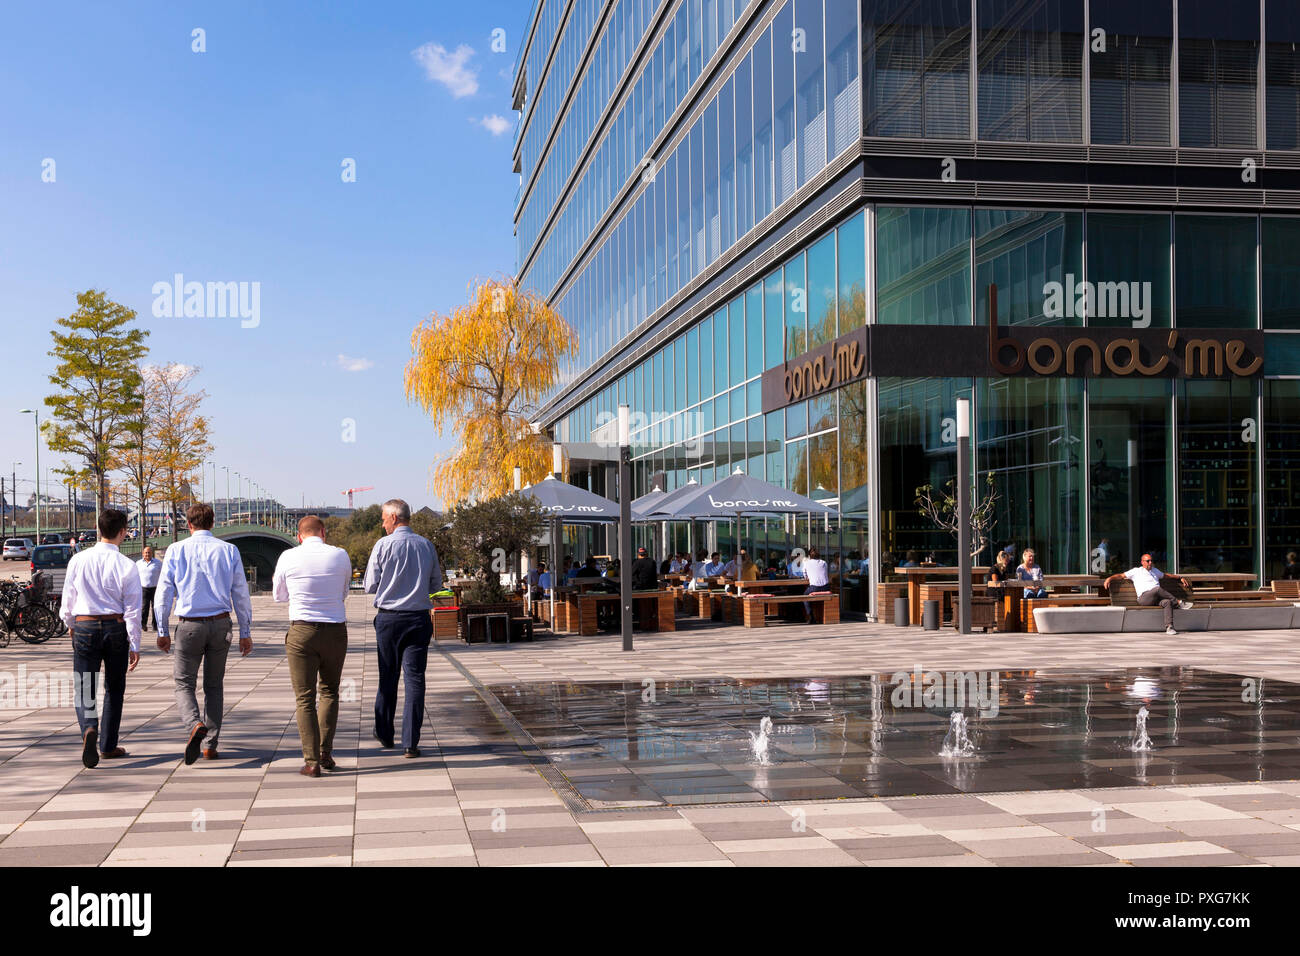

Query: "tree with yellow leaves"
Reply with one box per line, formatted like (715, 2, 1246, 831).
(405, 277, 577, 504)
(147, 363, 212, 543)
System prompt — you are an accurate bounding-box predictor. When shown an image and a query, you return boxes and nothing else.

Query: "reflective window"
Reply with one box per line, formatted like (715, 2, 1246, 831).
(1179, 0, 1259, 147)
(1179, 380, 1257, 576)
(838, 212, 867, 331)
(1264, 217, 1300, 329)
(795, 0, 826, 186)
(785, 252, 807, 358)
(720, 75, 736, 252)
(878, 206, 972, 325)
(735, 55, 754, 238)
(1088, 0, 1172, 145)
(699, 312, 713, 398)
(746, 283, 764, 377)
(1266, 0, 1300, 149)
(686, 325, 699, 405)
(1086, 213, 1171, 327)
(690, 117, 705, 274)
(764, 268, 784, 370)
(866, 0, 971, 138)
(1264, 381, 1300, 582)
(729, 299, 745, 385)
(975, 209, 1083, 326)
(978, 0, 1083, 142)
(773, 3, 797, 204)
(825, 0, 860, 154)
(807, 232, 837, 348)
(714, 305, 728, 393)
(1175, 215, 1257, 328)
(753, 28, 775, 221)
(704, 99, 719, 266)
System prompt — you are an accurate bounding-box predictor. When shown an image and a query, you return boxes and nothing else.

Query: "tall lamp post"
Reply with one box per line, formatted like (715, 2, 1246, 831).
(956, 397, 972, 635)
(222, 466, 230, 525)
(618, 404, 633, 652)
(233, 471, 241, 526)
(18, 410, 39, 543)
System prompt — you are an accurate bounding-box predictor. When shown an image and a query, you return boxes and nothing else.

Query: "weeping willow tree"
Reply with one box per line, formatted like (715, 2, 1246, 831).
(404, 277, 577, 504)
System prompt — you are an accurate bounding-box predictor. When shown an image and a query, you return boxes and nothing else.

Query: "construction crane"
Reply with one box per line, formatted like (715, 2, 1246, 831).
(341, 485, 374, 508)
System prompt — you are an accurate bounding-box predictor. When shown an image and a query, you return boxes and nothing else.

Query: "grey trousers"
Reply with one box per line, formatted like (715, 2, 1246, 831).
(1138, 587, 1177, 627)
(174, 616, 233, 748)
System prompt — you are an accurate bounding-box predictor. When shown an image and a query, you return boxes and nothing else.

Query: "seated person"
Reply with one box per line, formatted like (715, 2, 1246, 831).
(689, 549, 710, 590)
(631, 546, 658, 590)
(1104, 554, 1192, 636)
(735, 548, 758, 582)
(704, 552, 724, 577)
(669, 553, 688, 574)
(537, 564, 553, 592)
(1016, 549, 1048, 598)
(801, 548, 831, 620)
(986, 551, 1012, 596)
(899, 550, 919, 568)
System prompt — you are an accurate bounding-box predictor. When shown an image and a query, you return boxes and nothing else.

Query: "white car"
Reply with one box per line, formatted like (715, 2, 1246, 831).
(3, 538, 35, 561)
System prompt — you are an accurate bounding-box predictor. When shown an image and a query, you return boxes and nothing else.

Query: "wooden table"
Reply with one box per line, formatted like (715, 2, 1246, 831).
(573, 589, 677, 635)
(1181, 573, 1256, 591)
(733, 578, 807, 594)
(895, 566, 990, 626)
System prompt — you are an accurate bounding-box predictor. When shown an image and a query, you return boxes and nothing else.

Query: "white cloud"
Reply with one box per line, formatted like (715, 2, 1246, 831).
(337, 354, 374, 372)
(475, 114, 510, 136)
(412, 42, 478, 98)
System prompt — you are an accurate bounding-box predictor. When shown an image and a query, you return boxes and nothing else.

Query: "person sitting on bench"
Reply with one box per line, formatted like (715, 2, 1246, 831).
(802, 548, 830, 620)
(1016, 549, 1048, 599)
(1104, 554, 1192, 635)
(987, 550, 1012, 597)
(631, 547, 658, 591)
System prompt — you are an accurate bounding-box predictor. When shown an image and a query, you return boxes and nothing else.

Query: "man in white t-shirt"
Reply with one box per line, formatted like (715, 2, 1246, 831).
(802, 547, 831, 621)
(1105, 554, 1192, 635)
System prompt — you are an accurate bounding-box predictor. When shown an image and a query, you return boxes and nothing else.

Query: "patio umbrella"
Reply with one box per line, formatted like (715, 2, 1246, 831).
(649, 469, 838, 586)
(514, 476, 620, 629)
(635, 477, 701, 558)
(630, 483, 668, 519)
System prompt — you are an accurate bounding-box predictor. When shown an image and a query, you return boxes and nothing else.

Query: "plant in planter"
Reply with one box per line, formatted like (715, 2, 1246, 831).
(446, 495, 544, 642)
(914, 471, 1000, 562)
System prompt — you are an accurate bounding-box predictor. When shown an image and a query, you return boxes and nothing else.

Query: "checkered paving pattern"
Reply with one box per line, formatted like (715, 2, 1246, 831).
(1, 593, 1299, 866)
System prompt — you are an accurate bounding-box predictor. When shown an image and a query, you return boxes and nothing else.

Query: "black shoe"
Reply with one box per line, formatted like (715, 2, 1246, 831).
(372, 729, 394, 749)
(319, 753, 337, 771)
(404, 747, 420, 758)
(82, 728, 99, 769)
(184, 723, 208, 765)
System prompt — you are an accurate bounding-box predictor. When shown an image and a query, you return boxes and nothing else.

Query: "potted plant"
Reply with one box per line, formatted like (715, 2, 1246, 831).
(447, 495, 544, 643)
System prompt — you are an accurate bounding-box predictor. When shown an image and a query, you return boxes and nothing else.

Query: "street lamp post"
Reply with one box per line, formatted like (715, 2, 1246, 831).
(222, 466, 230, 526)
(956, 397, 972, 635)
(19, 410, 39, 543)
(9, 462, 21, 541)
(618, 405, 633, 653)
(234, 471, 241, 527)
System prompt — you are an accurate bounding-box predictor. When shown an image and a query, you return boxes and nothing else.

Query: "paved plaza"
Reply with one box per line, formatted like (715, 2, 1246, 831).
(2, 594, 1300, 867)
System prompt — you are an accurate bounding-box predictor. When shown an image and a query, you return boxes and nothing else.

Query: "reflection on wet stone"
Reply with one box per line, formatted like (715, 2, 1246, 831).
(487, 670, 1300, 808)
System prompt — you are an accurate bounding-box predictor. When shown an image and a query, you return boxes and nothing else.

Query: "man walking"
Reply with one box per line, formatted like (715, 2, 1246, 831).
(61, 509, 141, 768)
(272, 515, 352, 778)
(156, 503, 253, 764)
(136, 545, 162, 632)
(363, 499, 442, 758)
(1105, 554, 1193, 635)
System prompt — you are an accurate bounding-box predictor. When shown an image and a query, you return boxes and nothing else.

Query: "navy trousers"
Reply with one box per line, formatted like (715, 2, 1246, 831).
(72, 620, 129, 753)
(373, 610, 432, 749)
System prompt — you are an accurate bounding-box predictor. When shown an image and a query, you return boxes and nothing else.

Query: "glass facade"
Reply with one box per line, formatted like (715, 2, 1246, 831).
(512, 3, 1300, 617)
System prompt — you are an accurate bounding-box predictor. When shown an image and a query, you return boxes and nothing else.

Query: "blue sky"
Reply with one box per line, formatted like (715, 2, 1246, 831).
(0, 0, 530, 513)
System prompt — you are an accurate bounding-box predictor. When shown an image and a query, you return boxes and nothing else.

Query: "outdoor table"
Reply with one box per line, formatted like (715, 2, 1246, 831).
(1180, 573, 1256, 591)
(895, 566, 990, 626)
(1040, 574, 1105, 592)
(573, 589, 676, 635)
(733, 578, 807, 594)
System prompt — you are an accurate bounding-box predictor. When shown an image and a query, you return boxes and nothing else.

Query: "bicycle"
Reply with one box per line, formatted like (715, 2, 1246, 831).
(0, 582, 58, 645)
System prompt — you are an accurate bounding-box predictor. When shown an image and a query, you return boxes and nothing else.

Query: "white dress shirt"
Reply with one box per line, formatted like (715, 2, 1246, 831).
(272, 536, 352, 623)
(60, 541, 144, 653)
(136, 557, 162, 588)
(804, 558, 830, 588)
(1125, 565, 1165, 598)
(156, 530, 253, 640)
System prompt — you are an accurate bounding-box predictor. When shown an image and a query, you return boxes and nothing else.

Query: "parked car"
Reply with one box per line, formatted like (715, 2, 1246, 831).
(31, 544, 75, 595)
(3, 538, 35, 561)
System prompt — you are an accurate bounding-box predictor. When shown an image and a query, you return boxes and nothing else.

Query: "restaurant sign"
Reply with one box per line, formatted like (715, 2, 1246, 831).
(761, 319, 1265, 414)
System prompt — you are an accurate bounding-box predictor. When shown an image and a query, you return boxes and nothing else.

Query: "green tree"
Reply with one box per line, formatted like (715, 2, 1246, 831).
(44, 290, 150, 511)
(446, 495, 544, 603)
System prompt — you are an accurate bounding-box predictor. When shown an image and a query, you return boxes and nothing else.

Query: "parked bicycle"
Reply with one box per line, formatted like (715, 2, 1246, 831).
(0, 581, 59, 646)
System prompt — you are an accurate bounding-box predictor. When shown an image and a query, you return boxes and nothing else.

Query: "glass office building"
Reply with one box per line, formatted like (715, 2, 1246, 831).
(513, 0, 1300, 617)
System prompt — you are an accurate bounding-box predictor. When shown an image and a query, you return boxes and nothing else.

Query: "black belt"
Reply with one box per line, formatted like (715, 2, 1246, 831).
(376, 607, 427, 614)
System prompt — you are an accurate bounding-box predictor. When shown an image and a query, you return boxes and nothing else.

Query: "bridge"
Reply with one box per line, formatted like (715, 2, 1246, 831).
(120, 524, 298, 590)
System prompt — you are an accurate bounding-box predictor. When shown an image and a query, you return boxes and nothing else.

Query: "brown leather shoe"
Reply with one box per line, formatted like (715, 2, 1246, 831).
(299, 763, 321, 778)
(319, 753, 336, 771)
(184, 723, 207, 765)
(202, 748, 219, 760)
(101, 747, 129, 759)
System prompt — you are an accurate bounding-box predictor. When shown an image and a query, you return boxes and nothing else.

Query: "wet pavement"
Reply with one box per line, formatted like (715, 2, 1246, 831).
(490, 671, 1300, 807)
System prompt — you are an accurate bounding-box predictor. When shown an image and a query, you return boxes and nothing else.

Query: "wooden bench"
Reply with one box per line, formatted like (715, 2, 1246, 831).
(686, 588, 727, 620)
(739, 592, 839, 628)
(951, 595, 998, 633)
(1272, 579, 1300, 600)
(575, 590, 677, 635)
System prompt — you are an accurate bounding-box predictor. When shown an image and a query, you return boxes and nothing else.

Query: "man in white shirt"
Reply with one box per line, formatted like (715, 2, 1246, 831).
(802, 547, 831, 620)
(156, 502, 254, 764)
(61, 509, 142, 768)
(136, 545, 162, 632)
(272, 515, 352, 778)
(1105, 554, 1192, 635)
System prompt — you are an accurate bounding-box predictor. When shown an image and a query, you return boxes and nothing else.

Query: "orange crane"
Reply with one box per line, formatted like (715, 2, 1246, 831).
(341, 485, 374, 508)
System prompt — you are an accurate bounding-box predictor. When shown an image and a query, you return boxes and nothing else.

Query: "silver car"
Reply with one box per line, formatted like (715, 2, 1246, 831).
(3, 538, 35, 561)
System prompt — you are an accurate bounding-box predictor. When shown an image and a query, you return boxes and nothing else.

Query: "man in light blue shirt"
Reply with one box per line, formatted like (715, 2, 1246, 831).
(363, 498, 442, 757)
(156, 503, 253, 764)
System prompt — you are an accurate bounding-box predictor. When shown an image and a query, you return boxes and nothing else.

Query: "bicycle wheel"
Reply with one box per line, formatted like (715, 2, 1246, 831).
(15, 604, 57, 644)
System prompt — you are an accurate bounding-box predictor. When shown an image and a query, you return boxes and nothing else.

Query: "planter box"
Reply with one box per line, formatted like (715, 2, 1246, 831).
(431, 606, 459, 640)
(459, 603, 518, 643)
